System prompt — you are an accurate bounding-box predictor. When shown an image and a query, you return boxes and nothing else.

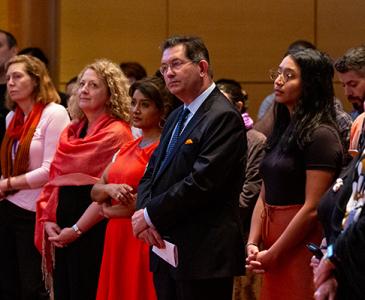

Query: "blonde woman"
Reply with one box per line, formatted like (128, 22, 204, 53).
(36, 59, 133, 300)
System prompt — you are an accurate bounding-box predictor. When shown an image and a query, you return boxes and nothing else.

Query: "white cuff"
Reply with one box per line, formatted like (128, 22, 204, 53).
(143, 208, 155, 229)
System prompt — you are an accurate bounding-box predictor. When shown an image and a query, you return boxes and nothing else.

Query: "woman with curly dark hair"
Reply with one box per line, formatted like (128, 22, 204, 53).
(246, 49, 343, 300)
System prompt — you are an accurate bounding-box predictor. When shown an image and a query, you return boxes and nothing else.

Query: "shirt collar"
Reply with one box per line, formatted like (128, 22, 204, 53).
(185, 82, 215, 115)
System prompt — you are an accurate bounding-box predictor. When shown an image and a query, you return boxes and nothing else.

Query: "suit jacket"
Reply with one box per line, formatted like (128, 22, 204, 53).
(137, 87, 247, 280)
(239, 128, 266, 241)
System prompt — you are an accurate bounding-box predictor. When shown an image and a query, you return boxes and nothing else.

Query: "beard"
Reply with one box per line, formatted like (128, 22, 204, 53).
(349, 96, 364, 113)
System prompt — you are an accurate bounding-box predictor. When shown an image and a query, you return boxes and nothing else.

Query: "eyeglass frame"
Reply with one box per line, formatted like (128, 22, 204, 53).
(269, 68, 297, 83)
(159, 59, 196, 75)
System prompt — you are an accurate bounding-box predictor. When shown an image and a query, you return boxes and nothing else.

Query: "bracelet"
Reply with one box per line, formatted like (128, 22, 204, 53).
(71, 224, 83, 236)
(246, 242, 259, 248)
(7, 177, 13, 191)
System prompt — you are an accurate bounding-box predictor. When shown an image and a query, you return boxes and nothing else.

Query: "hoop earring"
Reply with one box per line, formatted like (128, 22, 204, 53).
(159, 118, 166, 129)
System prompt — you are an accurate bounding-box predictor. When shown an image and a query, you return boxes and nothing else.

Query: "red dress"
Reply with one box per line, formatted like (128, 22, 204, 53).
(96, 138, 158, 300)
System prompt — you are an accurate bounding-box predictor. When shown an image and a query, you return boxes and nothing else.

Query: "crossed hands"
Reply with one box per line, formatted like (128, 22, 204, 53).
(311, 255, 337, 300)
(97, 183, 137, 218)
(131, 209, 165, 249)
(103, 183, 135, 206)
(245, 244, 275, 273)
(44, 221, 79, 248)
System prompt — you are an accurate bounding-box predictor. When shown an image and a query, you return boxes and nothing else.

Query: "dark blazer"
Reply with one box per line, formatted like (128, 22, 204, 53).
(137, 87, 247, 280)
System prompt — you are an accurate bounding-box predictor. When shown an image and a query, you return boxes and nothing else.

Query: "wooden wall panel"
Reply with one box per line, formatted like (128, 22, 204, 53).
(317, 0, 365, 113)
(168, 0, 246, 80)
(241, 0, 315, 118)
(168, 0, 315, 118)
(0, 1, 9, 29)
(59, 0, 167, 86)
(2, 1, 59, 83)
(241, 82, 274, 119)
(53, 0, 364, 118)
(241, 0, 315, 81)
(317, 0, 365, 60)
(168, 0, 314, 82)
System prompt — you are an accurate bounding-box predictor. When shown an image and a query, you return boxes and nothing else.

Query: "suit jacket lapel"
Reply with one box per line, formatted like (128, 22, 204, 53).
(152, 91, 216, 182)
(151, 107, 182, 179)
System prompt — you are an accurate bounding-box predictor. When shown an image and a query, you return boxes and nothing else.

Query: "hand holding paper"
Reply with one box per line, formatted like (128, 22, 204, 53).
(152, 240, 178, 267)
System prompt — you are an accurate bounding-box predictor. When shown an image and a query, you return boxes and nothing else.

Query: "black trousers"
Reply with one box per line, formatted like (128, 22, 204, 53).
(0, 200, 48, 300)
(54, 185, 106, 300)
(153, 262, 233, 300)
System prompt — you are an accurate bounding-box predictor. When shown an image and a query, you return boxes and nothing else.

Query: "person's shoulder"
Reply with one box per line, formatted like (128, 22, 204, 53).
(335, 105, 352, 122)
(42, 102, 69, 121)
(43, 102, 68, 115)
(208, 88, 238, 112)
(105, 118, 132, 135)
(352, 112, 365, 127)
(5, 110, 15, 124)
(311, 124, 341, 143)
(247, 128, 267, 144)
(117, 137, 140, 154)
(104, 117, 129, 128)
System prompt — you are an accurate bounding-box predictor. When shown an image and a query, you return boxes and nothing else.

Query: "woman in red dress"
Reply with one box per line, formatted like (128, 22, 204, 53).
(92, 76, 174, 300)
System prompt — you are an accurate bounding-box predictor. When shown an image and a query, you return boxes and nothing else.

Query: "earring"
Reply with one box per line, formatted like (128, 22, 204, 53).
(159, 118, 166, 129)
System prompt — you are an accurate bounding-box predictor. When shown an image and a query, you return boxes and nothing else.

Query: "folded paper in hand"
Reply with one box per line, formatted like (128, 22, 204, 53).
(152, 240, 178, 267)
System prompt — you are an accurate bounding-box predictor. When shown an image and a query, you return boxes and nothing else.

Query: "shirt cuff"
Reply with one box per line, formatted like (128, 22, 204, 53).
(143, 208, 155, 229)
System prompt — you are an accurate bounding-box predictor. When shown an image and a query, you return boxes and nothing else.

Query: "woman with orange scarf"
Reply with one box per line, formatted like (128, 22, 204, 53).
(0, 55, 70, 300)
(35, 59, 133, 300)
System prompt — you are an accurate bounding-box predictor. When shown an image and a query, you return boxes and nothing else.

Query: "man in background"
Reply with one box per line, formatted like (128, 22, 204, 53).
(0, 29, 17, 142)
(335, 44, 365, 121)
(335, 45, 365, 151)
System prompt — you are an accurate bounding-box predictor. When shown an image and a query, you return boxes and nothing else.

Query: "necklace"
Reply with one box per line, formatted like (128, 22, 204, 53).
(139, 136, 160, 148)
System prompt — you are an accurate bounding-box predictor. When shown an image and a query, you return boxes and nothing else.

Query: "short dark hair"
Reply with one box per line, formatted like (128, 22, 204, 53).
(66, 76, 78, 87)
(284, 40, 316, 57)
(334, 44, 365, 76)
(216, 77, 247, 102)
(216, 78, 248, 113)
(18, 47, 49, 66)
(288, 40, 316, 51)
(161, 36, 212, 76)
(120, 62, 147, 81)
(0, 29, 17, 48)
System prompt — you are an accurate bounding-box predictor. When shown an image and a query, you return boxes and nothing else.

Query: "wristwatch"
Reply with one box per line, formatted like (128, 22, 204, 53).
(72, 224, 83, 236)
(325, 244, 339, 265)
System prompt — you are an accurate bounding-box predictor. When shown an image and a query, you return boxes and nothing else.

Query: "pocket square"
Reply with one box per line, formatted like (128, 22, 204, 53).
(184, 138, 193, 144)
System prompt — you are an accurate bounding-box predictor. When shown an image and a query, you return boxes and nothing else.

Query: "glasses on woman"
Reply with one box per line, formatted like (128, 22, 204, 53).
(160, 59, 193, 75)
(269, 69, 296, 83)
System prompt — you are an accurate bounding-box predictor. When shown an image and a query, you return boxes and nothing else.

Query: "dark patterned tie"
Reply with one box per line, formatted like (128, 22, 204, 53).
(158, 107, 190, 171)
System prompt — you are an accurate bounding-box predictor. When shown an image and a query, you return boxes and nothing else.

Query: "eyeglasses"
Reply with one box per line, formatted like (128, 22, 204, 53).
(160, 59, 194, 75)
(269, 69, 296, 83)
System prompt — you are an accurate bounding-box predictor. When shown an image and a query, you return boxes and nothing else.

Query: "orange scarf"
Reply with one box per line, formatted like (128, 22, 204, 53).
(0, 102, 45, 178)
(35, 113, 132, 298)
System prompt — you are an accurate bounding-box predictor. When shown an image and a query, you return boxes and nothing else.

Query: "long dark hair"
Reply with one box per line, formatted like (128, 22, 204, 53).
(267, 49, 338, 152)
(129, 76, 174, 121)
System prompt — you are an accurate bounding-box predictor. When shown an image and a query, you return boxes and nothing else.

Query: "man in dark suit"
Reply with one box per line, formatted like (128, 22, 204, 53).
(132, 36, 247, 300)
